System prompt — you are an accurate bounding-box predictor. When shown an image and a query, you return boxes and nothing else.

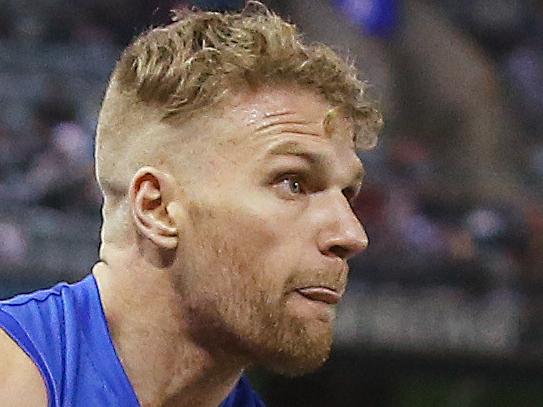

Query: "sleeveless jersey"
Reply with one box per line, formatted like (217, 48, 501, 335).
(0, 274, 265, 406)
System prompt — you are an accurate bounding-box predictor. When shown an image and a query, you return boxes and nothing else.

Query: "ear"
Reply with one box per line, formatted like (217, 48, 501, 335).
(129, 166, 179, 250)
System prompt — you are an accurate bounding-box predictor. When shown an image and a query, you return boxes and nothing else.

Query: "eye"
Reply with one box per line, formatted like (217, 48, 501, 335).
(277, 175, 305, 196)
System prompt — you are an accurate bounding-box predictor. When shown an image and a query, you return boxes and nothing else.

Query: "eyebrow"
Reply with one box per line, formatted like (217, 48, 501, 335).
(266, 140, 365, 184)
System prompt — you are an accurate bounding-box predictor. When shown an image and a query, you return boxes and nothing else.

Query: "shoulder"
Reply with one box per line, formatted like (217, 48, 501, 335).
(0, 328, 48, 407)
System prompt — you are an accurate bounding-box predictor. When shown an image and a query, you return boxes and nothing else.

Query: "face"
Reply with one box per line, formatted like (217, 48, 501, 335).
(173, 85, 368, 376)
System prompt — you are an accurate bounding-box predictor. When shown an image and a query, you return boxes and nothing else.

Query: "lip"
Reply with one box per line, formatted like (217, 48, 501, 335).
(295, 287, 341, 305)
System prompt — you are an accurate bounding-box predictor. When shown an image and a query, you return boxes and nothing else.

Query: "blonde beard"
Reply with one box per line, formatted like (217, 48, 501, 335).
(174, 210, 334, 376)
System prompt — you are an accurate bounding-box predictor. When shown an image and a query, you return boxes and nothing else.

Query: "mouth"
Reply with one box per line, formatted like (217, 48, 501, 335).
(295, 287, 341, 305)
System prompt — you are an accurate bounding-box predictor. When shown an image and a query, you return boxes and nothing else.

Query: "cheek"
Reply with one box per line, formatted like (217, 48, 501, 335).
(224, 210, 282, 276)
(186, 202, 279, 271)
(183, 190, 310, 289)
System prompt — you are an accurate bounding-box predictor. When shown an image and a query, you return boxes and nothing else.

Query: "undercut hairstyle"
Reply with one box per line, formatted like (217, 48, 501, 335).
(96, 1, 382, 204)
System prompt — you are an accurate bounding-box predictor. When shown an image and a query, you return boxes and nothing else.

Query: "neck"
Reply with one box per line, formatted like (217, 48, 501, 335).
(92, 255, 245, 407)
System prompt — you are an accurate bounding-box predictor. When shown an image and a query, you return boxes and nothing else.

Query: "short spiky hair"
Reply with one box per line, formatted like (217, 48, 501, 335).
(105, 1, 381, 150)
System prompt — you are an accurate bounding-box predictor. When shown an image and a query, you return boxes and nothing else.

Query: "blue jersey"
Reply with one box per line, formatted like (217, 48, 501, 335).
(0, 275, 265, 407)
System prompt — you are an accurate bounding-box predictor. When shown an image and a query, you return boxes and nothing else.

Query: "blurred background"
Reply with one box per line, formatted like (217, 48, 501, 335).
(1, 0, 542, 405)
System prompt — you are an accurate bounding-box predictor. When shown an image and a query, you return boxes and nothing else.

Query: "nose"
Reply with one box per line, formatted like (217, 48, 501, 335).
(318, 193, 369, 260)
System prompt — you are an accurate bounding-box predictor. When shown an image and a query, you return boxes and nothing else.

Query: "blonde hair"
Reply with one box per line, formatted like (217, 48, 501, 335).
(103, 2, 380, 136)
(96, 1, 382, 205)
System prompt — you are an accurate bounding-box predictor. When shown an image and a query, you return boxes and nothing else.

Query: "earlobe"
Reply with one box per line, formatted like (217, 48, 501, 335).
(130, 167, 179, 250)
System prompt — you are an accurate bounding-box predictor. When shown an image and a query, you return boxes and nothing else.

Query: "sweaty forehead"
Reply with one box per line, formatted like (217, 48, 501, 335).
(225, 85, 355, 143)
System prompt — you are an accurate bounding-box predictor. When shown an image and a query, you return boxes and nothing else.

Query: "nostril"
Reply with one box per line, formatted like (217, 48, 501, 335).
(327, 245, 350, 259)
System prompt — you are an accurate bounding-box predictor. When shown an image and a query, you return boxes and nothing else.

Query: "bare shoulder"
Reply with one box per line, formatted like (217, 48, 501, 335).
(0, 328, 48, 406)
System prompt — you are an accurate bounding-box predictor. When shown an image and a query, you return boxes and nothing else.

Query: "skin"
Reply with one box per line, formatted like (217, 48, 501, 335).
(0, 84, 368, 407)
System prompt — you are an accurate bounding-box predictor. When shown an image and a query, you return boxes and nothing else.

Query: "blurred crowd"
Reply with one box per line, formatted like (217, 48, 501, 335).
(345, 0, 543, 299)
(1, 0, 543, 349)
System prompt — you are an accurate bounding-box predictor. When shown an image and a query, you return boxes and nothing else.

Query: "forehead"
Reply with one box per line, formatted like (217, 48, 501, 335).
(222, 84, 355, 145)
(166, 84, 364, 190)
(232, 85, 327, 122)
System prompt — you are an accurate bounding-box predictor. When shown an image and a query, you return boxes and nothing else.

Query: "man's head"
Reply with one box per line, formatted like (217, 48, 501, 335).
(95, 2, 382, 375)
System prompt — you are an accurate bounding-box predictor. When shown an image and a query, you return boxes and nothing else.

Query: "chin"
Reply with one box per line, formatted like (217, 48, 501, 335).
(263, 344, 332, 377)
(253, 322, 334, 377)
